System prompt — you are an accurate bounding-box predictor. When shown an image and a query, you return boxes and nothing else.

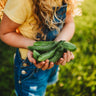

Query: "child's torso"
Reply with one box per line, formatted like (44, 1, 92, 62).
(18, 0, 67, 59)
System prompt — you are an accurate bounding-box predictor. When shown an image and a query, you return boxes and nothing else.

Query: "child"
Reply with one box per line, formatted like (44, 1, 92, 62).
(0, 0, 76, 96)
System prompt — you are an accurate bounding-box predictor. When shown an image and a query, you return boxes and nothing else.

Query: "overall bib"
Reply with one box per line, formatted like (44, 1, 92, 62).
(14, 3, 67, 96)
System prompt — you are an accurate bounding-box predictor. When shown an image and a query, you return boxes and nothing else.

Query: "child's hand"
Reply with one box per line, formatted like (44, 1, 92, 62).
(56, 51, 74, 65)
(27, 50, 54, 70)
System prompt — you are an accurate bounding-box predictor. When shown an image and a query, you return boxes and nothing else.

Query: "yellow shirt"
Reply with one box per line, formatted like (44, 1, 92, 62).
(4, 0, 64, 59)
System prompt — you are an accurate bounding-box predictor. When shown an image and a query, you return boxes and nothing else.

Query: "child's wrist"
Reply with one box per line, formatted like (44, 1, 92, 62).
(25, 40, 36, 49)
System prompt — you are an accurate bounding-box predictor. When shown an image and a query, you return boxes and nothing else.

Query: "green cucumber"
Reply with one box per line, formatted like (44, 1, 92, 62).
(56, 40, 64, 49)
(37, 46, 59, 61)
(49, 48, 64, 63)
(28, 42, 58, 52)
(33, 41, 56, 46)
(33, 50, 40, 60)
(63, 42, 77, 51)
(37, 41, 64, 61)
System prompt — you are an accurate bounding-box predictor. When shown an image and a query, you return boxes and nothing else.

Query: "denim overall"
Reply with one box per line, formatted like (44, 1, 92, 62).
(14, 3, 67, 96)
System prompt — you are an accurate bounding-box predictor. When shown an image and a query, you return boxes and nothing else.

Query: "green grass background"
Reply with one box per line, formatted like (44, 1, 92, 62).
(0, 0, 96, 95)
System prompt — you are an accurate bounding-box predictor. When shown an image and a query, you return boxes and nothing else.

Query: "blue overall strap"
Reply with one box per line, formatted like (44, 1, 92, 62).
(36, 3, 67, 41)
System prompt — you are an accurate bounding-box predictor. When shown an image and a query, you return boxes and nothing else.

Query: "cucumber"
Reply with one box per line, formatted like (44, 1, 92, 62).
(28, 41, 76, 63)
(28, 42, 58, 52)
(33, 41, 56, 46)
(33, 50, 40, 60)
(56, 40, 64, 49)
(49, 48, 64, 63)
(37, 41, 64, 61)
(63, 42, 77, 51)
(37, 46, 59, 61)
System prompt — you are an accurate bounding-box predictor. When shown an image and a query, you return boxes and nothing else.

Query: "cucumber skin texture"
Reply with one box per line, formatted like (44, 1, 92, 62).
(28, 42, 58, 52)
(28, 41, 77, 63)
(37, 41, 64, 61)
(49, 42, 77, 63)
(33, 41, 56, 46)
(33, 50, 40, 60)
(37, 48, 56, 61)
(63, 42, 77, 51)
(49, 49, 64, 63)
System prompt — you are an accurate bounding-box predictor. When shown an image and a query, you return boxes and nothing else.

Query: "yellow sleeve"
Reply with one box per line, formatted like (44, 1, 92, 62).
(3, 0, 27, 24)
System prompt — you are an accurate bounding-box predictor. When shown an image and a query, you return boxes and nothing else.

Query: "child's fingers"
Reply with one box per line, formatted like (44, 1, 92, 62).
(27, 50, 33, 56)
(36, 61, 45, 69)
(66, 51, 71, 62)
(48, 62, 54, 69)
(70, 52, 74, 60)
(59, 58, 64, 65)
(56, 58, 64, 65)
(62, 60, 66, 65)
(28, 56, 35, 63)
(27, 51, 36, 64)
(31, 58, 36, 64)
(41, 59, 49, 71)
(63, 53, 67, 62)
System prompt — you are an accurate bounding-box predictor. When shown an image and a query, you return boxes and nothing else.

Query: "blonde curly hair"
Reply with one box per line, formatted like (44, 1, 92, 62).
(31, 0, 78, 38)
(0, 0, 81, 40)
(0, 0, 7, 19)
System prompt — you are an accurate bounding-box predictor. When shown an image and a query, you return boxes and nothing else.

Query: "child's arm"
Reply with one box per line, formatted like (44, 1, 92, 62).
(55, 10, 75, 42)
(0, 13, 54, 70)
(0, 13, 35, 48)
(55, 10, 75, 65)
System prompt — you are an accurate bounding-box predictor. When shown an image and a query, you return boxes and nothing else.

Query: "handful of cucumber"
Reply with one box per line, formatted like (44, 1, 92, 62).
(28, 40, 77, 63)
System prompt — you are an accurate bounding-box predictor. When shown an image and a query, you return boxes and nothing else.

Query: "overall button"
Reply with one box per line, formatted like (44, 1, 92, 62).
(22, 63, 28, 67)
(18, 80, 21, 84)
(21, 70, 27, 75)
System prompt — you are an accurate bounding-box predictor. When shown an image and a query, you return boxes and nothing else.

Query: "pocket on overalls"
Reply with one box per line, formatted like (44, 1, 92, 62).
(14, 49, 38, 83)
(19, 58, 39, 82)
